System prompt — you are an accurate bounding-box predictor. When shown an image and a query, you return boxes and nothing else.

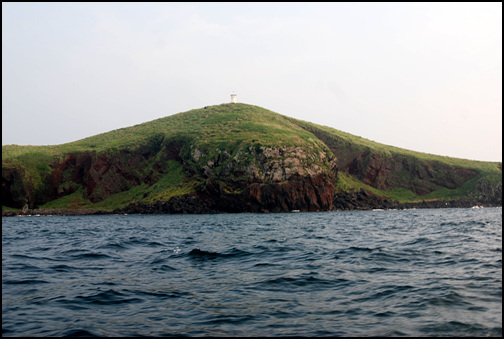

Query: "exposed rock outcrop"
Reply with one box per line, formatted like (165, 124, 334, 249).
(179, 144, 339, 213)
(116, 174, 336, 215)
(469, 179, 502, 205)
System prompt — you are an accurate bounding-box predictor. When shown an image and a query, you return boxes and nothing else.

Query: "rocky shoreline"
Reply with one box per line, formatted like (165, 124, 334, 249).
(3, 191, 500, 217)
(2, 209, 113, 217)
(331, 189, 501, 211)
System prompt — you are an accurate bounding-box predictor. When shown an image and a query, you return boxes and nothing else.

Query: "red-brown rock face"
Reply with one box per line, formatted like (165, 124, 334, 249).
(247, 174, 334, 212)
(346, 150, 478, 194)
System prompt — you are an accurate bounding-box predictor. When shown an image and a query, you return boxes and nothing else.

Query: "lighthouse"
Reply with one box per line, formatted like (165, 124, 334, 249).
(231, 93, 237, 103)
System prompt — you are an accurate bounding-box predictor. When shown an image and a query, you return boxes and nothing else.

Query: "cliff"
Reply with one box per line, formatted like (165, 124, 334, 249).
(2, 103, 502, 215)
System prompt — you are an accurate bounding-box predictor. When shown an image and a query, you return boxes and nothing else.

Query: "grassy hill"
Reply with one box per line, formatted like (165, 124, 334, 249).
(2, 103, 502, 212)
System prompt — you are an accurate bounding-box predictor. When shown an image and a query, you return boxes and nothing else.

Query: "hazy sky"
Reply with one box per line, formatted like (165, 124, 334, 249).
(2, 2, 502, 161)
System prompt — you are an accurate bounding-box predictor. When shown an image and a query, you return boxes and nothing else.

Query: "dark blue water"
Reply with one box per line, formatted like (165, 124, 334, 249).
(2, 208, 502, 336)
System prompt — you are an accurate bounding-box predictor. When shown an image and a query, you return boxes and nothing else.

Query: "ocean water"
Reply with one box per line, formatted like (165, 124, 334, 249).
(2, 208, 502, 337)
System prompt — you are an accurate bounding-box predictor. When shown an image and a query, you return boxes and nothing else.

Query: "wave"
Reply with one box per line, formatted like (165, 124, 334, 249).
(96, 242, 129, 251)
(70, 252, 113, 260)
(3, 279, 50, 285)
(187, 248, 252, 261)
(60, 329, 102, 337)
(73, 289, 143, 305)
(253, 274, 350, 292)
(124, 289, 190, 300)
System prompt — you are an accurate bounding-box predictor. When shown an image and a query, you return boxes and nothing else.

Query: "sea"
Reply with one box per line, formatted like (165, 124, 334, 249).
(2, 208, 502, 337)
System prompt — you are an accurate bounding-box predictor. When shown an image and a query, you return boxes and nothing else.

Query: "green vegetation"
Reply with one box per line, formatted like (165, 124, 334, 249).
(2, 103, 501, 211)
(144, 161, 194, 203)
(40, 186, 92, 209)
(335, 172, 383, 195)
(2, 104, 326, 162)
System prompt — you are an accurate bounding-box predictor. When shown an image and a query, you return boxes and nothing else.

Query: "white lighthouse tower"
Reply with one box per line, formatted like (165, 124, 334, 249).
(231, 93, 237, 103)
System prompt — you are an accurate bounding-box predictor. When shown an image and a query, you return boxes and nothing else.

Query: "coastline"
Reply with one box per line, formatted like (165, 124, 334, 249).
(2, 209, 113, 217)
(2, 200, 501, 217)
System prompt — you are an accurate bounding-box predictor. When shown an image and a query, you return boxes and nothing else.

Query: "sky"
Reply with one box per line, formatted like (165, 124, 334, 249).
(2, 2, 502, 162)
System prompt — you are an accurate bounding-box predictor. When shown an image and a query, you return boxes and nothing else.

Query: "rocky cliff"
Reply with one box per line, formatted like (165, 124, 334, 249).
(2, 144, 338, 213)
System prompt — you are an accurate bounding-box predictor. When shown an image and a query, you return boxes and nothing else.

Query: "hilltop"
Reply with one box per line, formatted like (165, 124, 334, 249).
(2, 103, 501, 215)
